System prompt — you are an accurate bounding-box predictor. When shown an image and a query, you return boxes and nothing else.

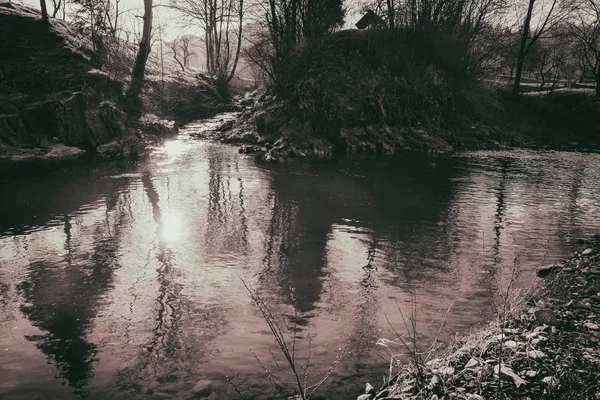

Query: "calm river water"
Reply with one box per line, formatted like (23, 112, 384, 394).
(1, 118, 600, 399)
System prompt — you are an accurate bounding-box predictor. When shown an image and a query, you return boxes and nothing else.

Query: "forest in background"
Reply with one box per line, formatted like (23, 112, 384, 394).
(17, 0, 600, 100)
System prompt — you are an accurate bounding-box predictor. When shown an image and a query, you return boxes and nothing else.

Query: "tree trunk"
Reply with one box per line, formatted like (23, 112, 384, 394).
(387, 0, 395, 28)
(596, 73, 600, 98)
(125, 0, 152, 117)
(512, 0, 535, 96)
(224, 0, 244, 86)
(40, 0, 49, 23)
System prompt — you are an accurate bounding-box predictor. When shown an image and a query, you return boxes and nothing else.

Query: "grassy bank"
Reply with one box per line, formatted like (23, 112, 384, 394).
(357, 236, 600, 400)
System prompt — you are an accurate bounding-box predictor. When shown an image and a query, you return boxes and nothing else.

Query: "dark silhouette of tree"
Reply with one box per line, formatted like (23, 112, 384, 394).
(262, 0, 344, 89)
(40, 0, 49, 22)
(125, 0, 153, 116)
(512, 0, 575, 95)
(568, 0, 600, 97)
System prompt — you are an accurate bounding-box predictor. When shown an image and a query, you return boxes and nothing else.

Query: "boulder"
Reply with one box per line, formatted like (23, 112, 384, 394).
(536, 265, 562, 278)
(96, 135, 144, 159)
(191, 379, 213, 398)
(534, 309, 558, 326)
(42, 143, 86, 160)
(86, 101, 129, 145)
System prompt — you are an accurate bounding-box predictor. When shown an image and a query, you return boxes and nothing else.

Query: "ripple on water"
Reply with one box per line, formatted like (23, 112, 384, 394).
(1, 135, 600, 399)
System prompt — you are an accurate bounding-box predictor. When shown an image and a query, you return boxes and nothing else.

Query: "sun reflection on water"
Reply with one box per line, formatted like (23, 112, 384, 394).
(159, 211, 184, 242)
(160, 140, 187, 164)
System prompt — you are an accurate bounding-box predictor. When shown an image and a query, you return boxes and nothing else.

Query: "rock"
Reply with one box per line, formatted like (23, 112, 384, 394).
(527, 349, 546, 359)
(467, 395, 485, 400)
(542, 376, 559, 388)
(465, 358, 479, 368)
(238, 145, 265, 155)
(191, 380, 213, 398)
(525, 370, 537, 378)
(428, 374, 440, 389)
(584, 322, 599, 330)
(96, 135, 144, 159)
(582, 248, 594, 256)
(139, 113, 178, 137)
(365, 383, 376, 396)
(537, 265, 562, 278)
(588, 269, 600, 276)
(531, 337, 546, 345)
(431, 395, 439, 400)
(86, 100, 129, 145)
(503, 340, 518, 349)
(535, 309, 558, 325)
(42, 143, 86, 160)
(439, 366, 455, 376)
(121, 135, 144, 158)
(96, 140, 121, 158)
(357, 395, 373, 400)
(494, 364, 526, 388)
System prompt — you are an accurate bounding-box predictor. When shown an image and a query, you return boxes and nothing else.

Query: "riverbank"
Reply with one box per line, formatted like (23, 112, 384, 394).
(357, 235, 600, 400)
(211, 28, 600, 162)
(211, 87, 600, 162)
(0, 2, 224, 164)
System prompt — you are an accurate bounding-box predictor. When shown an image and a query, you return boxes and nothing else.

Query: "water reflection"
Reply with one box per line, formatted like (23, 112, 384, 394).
(16, 197, 128, 393)
(1, 139, 600, 400)
(139, 173, 185, 381)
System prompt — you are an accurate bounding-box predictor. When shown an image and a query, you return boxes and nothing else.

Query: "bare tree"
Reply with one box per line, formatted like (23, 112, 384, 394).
(171, 0, 244, 95)
(386, 0, 395, 28)
(125, 0, 153, 116)
(511, 0, 576, 95)
(50, 0, 62, 18)
(40, 0, 49, 22)
(568, 0, 600, 96)
(169, 35, 195, 71)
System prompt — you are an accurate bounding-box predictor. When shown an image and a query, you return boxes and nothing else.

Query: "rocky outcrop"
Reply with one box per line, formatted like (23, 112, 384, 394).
(0, 2, 139, 162)
(213, 91, 453, 162)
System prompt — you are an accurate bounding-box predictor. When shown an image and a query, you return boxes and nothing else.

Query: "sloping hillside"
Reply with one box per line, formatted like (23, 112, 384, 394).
(0, 2, 223, 162)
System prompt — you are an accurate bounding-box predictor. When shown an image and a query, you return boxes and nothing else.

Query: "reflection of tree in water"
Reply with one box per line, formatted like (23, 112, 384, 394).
(374, 157, 462, 284)
(16, 184, 133, 393)
(258, 186, 327, 316)
(480, 158, 516, 302)
(491, 160, 508, 268)
(137, 173, 184, 381)
(205, 152, 249, 257)
(557, 162, 586, 244)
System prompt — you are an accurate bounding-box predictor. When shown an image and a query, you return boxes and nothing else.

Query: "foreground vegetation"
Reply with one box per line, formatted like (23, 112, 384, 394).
(356, 236, 600, 400)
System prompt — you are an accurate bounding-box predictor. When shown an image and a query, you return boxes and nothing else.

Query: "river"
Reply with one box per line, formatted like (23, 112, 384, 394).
(1, 116, 600, 399)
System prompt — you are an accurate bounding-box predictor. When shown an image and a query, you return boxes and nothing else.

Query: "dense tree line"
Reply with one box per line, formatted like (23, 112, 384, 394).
(31, 0, 600, 103)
